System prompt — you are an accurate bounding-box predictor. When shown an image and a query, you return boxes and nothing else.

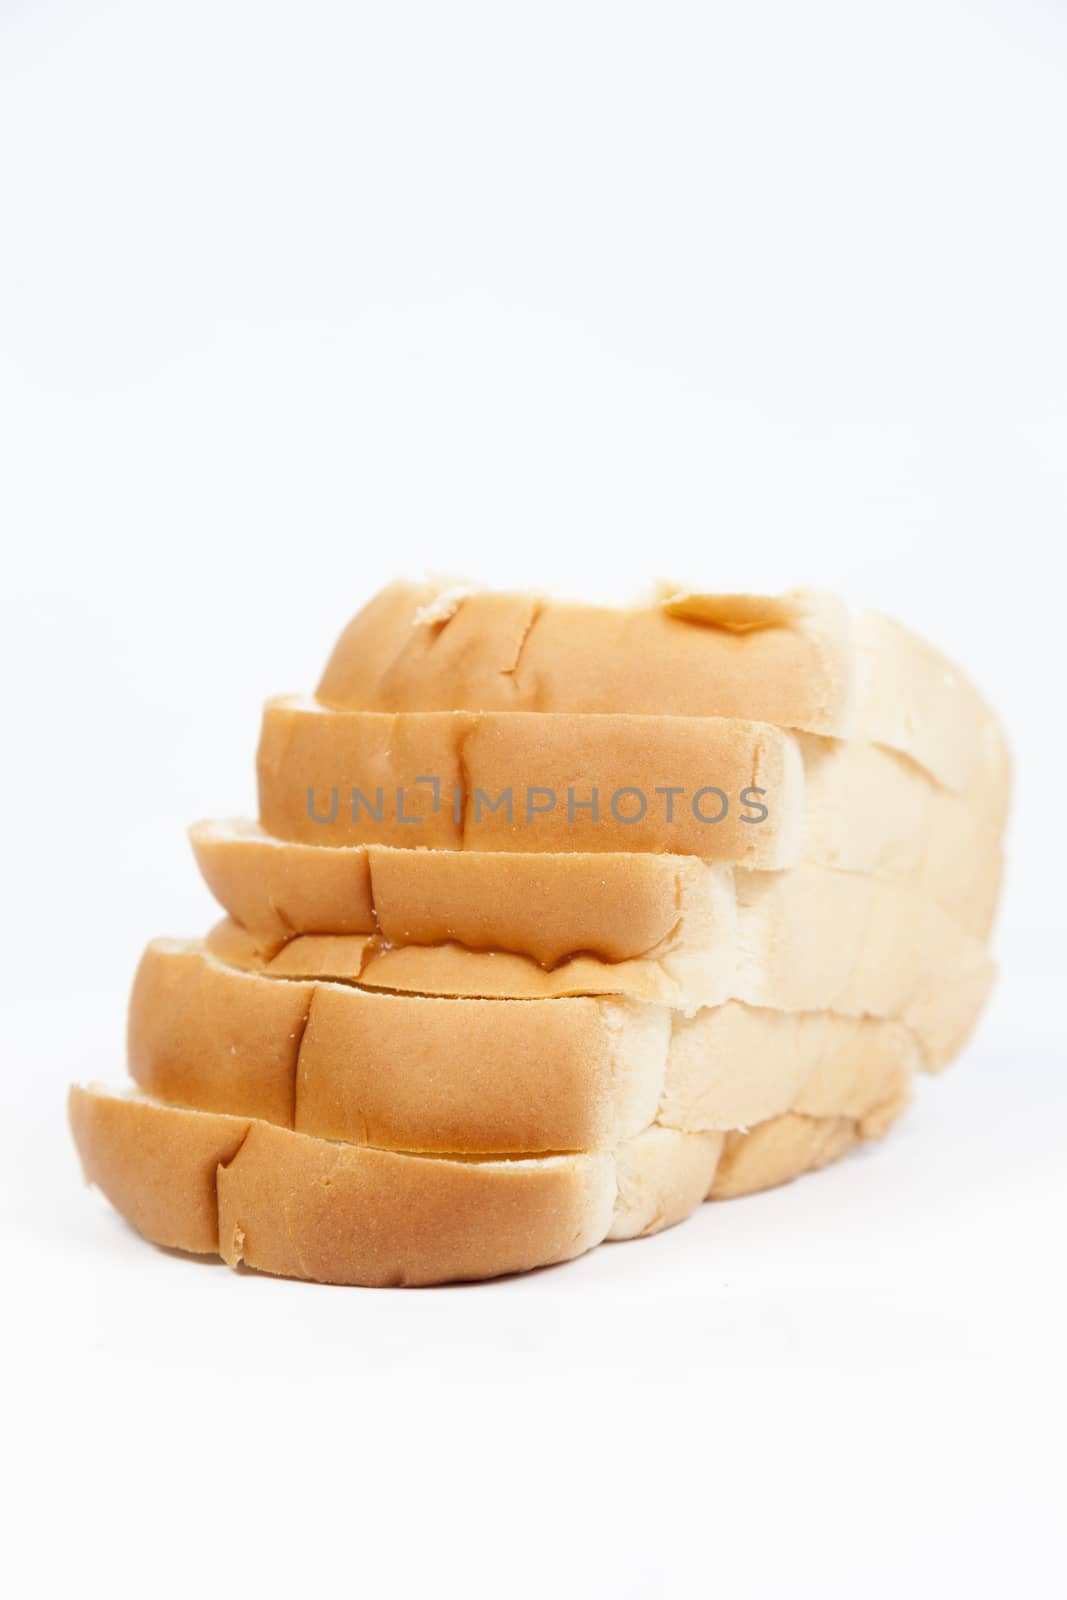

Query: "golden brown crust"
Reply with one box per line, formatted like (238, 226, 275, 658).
(68, 1084, 252, 1254)
(69, 577, 1007, 1288)
(215, 1122, 619, 1287)
(255, 698, 804, 865)
(127, 937, 311, 1129)
(313, 581, 1009, 809)
(129, 939, 669, 1154)
(202, 844, 995, 1070)
(129, 940, 920, 1155)
(369, 839, 702, 958)
(190, 825, 708, 957)
(316, 582, 851, 731)
(69, 1078, 911, 1284)
(69, 1087, 616, 1286)
(253, 703, 1005, 914)
(192, 800, 1003, 962)
(191, 818, 376, 942)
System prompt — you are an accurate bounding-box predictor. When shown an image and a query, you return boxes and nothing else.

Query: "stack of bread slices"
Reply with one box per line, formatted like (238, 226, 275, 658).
(70, 581, 1009, 1286)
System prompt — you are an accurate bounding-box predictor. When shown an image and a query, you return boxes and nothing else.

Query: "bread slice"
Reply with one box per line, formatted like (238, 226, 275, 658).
(128, 938, 921, 1154)
(256, 699, 1005, 869)
(313, 581, 1009, 811)
(128, 938, 669, 1154)
(69, 1072, 910, 1284)
(201, 847, 994, 1063)
(193, 791, 1003, 946)
(69, 1086, 617, 1285)
(256, 698, 804, 864)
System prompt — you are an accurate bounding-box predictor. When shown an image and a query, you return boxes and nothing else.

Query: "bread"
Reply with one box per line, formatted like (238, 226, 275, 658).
(607, 1126, 725, 1240)
(193, 797, 1003, 946)
(201, 849, 994, 1064)
(69, 1086, 616, 1285)
(314, 581, 1009, 809)
(128, 938, 920, 1152)
(69, 1075, 909, 1284)
(256, 700, 1005, 874)
(712, 1110, 880, 1200)
(256, 698, 804, 863)
(665, 1002, 916, 1131)
(128, 938, 669, 1154)
(68, 577, 1009, 1288)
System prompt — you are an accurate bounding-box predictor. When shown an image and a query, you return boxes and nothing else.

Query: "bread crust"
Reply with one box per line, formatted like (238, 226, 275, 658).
(313, 581, 1009, 810)
(128, 939, 921, 1152)
(69, 1083, 251, 1254)
(128, 940, 670, 1154)
(200, 844, 995, 1068)
(67, 578, 1009, 1287)
(69, 1088, 616, 1285)
(192, 798, 1003, 949)
(190, 823, 707, 956)
(69, 1076, 910, 1284)
(316, 582, 852, 729)
(191, 818, 378, 942)
(254, 702, 1005, 898)
(255, 698, 804, 865)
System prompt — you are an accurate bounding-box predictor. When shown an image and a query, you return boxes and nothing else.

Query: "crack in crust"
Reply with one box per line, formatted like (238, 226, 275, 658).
(500, 597, 543, 677)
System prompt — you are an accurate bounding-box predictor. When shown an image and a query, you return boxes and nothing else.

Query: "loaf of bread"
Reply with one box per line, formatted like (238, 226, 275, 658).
(70, 578, 1008, 1287)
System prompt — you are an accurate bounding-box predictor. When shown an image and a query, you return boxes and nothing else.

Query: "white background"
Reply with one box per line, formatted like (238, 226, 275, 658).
(2, 2, 1065, 1596)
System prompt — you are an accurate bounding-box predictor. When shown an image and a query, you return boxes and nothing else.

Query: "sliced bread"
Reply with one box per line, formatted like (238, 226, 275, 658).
(128, 939, 919, 1153)
(70, 1074, 909, 1285)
